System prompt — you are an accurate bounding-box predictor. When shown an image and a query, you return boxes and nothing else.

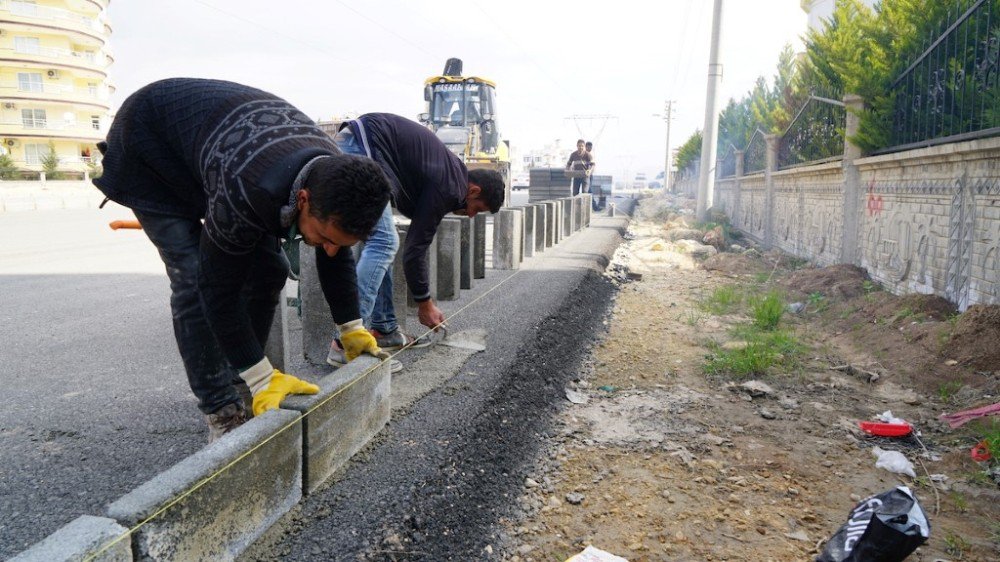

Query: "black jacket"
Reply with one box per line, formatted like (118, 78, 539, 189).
(95, 78, 359, 368)
(344, 113, 468, 301)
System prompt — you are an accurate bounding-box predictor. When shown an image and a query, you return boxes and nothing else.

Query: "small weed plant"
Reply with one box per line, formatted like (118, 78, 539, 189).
(700, 285, 743, 315)
(750, 290, 785, 330)
(704, 327, 803, 379)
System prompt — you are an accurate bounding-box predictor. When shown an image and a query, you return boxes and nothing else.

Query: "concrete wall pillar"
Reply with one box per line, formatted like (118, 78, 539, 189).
(522, 205, 536, 258)
(458, 216, 474, 290)
(733, 150, 744, 230)
(492, 207, 523, 270)
(300, 243, 335, 365)
(473, 214, 486, 279)
(764, 134, 779, 248)
(436, 218, 462, 301)
(841, 94, 865, 265)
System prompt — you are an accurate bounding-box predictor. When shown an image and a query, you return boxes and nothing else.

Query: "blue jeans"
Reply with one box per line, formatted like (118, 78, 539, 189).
(134, 210, 287, 414)
(335, 128, 400, 334)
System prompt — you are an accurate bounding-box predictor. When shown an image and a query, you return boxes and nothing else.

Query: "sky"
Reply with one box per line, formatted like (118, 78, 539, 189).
(106, 0, 807, 182)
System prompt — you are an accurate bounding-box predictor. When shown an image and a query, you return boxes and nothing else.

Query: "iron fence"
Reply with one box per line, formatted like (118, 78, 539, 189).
(777, 95, 845, 168)
(886, 0, 1000, 150)
(743, 129, 767, 174)
(717, 144, 738, 178)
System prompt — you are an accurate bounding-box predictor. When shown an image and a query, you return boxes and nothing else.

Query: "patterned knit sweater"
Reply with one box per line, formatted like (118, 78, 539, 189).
(95, 78, 359, 368)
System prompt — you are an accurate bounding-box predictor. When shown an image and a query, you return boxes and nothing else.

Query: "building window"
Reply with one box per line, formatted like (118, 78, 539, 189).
(24, 143, 48, 165)
(88, 83, 98, 97)
(22, 109, 47, 128)
(91, 115, 100, 130)
(14, 37, 40, 55)
(17, 73, 43, 93)
(11, 1, 38, 17)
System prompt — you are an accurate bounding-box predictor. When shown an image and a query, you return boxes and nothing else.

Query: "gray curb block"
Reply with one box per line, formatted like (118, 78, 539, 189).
(281, 355, 391, 495)
(8, 515, 132, 562)
(106, 409, 302, 561)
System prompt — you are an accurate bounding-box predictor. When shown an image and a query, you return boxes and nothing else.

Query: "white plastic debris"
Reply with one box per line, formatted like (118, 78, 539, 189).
(877, 410, 907, 425)
(566, 545, 630, 562)
(872, 447, 917, 478)
(565, 389, 589, 405)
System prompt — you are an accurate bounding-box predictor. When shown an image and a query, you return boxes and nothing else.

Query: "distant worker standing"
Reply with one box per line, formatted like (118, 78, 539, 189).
(94, 78, 392, 442)
(565, 139, 593, 196)
(585, 141, 604, 211)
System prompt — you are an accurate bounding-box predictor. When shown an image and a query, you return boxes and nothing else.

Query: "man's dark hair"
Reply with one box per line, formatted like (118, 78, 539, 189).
(305, 154, 391, 239)
(468, 168, 505, 213)
(576, 138, 585, 145)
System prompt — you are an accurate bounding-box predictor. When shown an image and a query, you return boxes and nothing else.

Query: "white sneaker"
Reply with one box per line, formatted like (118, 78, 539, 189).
(328, 340, 402, 373)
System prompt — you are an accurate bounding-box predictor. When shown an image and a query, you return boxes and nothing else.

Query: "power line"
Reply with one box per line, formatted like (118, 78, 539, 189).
(470, 0, 582, 106)
(330, 0, 442, 61)
(668, 0, 695, 94)
(189, 0, 413, 89)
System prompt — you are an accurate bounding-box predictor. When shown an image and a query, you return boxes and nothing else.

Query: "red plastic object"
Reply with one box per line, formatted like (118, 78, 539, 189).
(859, 421, 913, 437)
(971, 440, 992, 462)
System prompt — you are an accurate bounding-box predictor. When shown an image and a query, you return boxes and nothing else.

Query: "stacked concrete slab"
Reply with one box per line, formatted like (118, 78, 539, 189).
(528, 168, 573, 203)
(458, 216, 474, 290)
(531, 203, 547, 254)
(493, 207, 523, 270)
(473, 214, 486, 279)
(521, 205, 536, 259)
(435, 218, 462, 301)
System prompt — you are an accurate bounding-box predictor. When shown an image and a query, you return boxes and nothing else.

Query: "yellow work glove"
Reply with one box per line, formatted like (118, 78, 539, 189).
(239, 357, 320, 416)
(338, 319, 383, 361)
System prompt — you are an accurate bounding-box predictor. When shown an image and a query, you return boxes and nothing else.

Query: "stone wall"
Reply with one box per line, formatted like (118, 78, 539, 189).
(855, 139, 1000, 309)
(705, 104, 1000, 310)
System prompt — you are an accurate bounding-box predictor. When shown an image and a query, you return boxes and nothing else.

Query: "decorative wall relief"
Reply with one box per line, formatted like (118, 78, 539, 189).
(946, 177, 975, 308)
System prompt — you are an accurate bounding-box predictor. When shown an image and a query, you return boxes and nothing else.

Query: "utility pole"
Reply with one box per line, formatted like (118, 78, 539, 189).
(653, 100, 675, 189)
(696, 0, 724, 221)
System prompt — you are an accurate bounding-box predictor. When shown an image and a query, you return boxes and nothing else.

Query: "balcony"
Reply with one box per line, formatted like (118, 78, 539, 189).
(0, 0, 107, 42)
(0, 80, 109, 108)
(0, 118, 104, 141)
(0, 44, 109, 77)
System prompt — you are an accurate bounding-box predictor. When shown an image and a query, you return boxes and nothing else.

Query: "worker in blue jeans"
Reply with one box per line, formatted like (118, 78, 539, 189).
(326, 114, 506, 372)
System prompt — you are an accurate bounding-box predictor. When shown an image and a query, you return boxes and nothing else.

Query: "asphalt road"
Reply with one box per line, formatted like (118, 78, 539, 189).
(0, 193, 633, 558)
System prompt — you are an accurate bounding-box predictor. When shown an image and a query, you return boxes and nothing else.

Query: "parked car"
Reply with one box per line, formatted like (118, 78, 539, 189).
(512, 172, 530, 190)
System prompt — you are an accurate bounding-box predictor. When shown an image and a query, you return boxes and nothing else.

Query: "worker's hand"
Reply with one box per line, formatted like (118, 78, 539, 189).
(417, 300, 446, 331)
(239, 357, 320, 416)
(338, 319, 382, 361)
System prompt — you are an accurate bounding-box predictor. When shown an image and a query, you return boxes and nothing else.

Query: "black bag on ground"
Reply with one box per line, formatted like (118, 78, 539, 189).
(816, 486, 929, 562)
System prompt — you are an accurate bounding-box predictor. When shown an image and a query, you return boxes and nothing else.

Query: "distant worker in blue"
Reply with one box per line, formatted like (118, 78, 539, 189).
(326, 113, 506, 370)
(93, 78, 391, 442)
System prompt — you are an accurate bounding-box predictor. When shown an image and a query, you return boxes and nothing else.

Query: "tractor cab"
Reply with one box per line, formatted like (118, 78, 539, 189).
(420, 59, 502, 161)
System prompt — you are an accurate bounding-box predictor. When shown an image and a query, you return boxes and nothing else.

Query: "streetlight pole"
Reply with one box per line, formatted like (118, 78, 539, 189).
(653, 100, 675, 189)
(697, 0, 724, 221)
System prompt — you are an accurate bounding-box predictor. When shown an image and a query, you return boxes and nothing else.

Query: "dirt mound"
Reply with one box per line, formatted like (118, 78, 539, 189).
(701, 252, 770, 276)
(859, 292, 957, 323)
(782, 264, 869, 299)
(946, 304, 1000, 371)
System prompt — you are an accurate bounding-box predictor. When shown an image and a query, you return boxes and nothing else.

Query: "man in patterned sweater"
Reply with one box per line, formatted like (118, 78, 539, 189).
(94, 78, 391, 441)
